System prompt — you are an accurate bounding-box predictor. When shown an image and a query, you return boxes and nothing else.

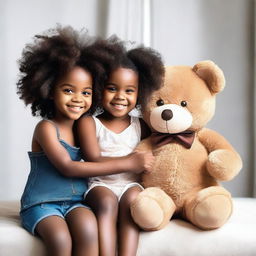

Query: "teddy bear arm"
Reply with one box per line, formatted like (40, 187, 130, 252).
(198, 128, 242, 181)
(198, 128, 235, 152)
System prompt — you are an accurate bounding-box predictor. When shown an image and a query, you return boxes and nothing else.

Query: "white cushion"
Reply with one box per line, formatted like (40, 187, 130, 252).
(0, 198, 256, 256)
(138, 198, 256, 256)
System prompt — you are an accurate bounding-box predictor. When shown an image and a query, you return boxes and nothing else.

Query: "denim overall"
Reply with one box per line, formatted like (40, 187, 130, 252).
(20, 121, 88, 212)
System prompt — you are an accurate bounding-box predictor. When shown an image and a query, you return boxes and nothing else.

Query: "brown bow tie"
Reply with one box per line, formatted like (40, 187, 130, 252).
(151, 131, 195, 149)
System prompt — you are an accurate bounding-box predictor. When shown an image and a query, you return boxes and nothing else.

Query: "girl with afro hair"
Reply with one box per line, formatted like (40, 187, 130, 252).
(77, 41, 165, 256)
(17, 25, 154, 256)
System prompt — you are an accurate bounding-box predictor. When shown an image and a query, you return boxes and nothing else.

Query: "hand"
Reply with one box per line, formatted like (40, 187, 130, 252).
(128, 151, 155, 174)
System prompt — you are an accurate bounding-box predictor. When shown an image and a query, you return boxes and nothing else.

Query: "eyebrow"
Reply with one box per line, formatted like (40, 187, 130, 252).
(106, 83, 138, 88)
(60, 83, 93, 90)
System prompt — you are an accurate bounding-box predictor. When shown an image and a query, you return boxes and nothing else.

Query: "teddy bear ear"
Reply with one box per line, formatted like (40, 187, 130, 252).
(192, 60, 225, 94)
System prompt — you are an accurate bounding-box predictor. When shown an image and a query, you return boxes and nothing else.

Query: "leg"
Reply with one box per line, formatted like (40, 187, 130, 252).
(36, 216, 72, 256)
(86, 186, 118, 256)
(66, 207, 98, 256)
(118, 185, 143, 256)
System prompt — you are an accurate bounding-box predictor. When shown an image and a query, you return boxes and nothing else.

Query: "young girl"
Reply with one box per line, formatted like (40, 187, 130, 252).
(17, 26, 154, 256)
(77, 43, 164, 256)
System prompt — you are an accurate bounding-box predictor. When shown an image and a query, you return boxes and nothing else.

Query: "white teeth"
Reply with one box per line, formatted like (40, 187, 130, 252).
(68, 106, 83, 112)
(112, 103, 127, 110)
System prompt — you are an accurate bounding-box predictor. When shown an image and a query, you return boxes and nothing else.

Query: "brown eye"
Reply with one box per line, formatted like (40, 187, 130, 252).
(181, 101, 187, 107)
(156, 99, 164, 106)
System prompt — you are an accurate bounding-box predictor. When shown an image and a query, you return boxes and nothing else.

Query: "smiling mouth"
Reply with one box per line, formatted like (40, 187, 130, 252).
(111, 103, 127, 110)
(67, 105, 84, 112)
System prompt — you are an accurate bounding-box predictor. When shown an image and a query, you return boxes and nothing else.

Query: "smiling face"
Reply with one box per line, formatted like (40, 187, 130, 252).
(102, 67, 138, 118)
(52, 66, 93, 121)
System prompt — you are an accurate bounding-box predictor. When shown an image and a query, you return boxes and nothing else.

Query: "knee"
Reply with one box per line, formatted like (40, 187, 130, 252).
(79, 214, 98, 244)
(46, 230, 72, 254)
(122, 186, 142, 205)
(97, 193, 118, 216)
(72, 221, 98, 255)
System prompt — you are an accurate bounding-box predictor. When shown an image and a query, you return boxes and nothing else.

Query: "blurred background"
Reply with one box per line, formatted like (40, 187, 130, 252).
(0, 0, 255, 200)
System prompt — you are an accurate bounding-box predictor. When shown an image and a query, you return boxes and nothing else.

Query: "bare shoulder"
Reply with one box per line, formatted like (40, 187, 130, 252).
(77, 115, 95, 127)
(77, 116, 96, 133)
(34, 120, 57, 140)
(32, 120, 58, 151)
(35, 119, 55, 132)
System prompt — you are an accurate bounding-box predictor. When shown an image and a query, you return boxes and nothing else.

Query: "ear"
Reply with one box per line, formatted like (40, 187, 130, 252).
(192, 60, 225, 94)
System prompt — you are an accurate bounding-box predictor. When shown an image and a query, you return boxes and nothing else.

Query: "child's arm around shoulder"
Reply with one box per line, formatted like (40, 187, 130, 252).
(77, 116, 154, 172)
(34, 120, 152, 177)
(77, 115, 139, 162)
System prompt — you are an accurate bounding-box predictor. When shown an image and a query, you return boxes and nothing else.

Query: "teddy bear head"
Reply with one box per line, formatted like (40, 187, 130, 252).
(142, 61, 225, 134)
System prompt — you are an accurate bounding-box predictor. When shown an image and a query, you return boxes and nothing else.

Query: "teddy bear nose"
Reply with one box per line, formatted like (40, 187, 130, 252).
(161, 109, 173, 121)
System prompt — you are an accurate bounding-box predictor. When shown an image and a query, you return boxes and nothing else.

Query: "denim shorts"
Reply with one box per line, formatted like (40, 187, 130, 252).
(20, 201, 90, 235)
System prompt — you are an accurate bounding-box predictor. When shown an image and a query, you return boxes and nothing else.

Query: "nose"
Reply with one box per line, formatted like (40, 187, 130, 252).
(161, 109, 173, 121)
(72, 93, 83, 102)
(114, 91, 125, 100)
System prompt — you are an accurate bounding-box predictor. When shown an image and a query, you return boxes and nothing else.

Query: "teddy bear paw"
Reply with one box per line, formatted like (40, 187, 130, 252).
(131, 195, 164, 230)
(207, 149, 242, 181)
(130, 187, 176, 230)
(186, 187, 232, 230)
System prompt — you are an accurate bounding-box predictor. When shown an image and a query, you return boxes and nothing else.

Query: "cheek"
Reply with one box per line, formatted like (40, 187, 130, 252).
(130, 93, 138, 104)
(101, 95, 109, 109)
(102, 92, 112, 103)
(86, 97, 92, 106)
(57, 93, 70, 103)
(53, 95, 65, 107)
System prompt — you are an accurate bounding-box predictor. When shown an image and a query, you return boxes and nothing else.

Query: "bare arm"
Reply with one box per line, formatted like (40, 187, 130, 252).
(34, 120, 151, 178)
(76, 115, 104, 161)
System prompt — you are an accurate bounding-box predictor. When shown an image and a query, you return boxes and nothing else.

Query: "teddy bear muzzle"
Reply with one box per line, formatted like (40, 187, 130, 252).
(150, 104, 193, 133)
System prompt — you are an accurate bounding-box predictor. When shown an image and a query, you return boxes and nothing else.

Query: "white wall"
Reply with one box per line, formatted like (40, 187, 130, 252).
(0, 0, 254, 200)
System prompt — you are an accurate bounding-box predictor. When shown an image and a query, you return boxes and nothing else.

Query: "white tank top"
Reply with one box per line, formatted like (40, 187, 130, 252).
(89, 115, 141, 185)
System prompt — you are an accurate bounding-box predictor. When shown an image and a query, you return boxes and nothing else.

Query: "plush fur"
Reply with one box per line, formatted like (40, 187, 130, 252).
(130, 61, 243, 231)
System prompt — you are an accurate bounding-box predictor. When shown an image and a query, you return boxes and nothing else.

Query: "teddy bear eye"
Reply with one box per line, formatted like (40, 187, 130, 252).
(181, 101, 187, 107)
(156, 99, 164, 106)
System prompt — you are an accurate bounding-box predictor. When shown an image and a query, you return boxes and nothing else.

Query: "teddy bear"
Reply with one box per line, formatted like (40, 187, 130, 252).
(130, 60, 243, 231)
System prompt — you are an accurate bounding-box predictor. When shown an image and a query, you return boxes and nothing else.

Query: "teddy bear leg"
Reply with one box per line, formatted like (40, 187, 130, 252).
(184, 186, 232, 230)
(130, 187, 176, 231)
